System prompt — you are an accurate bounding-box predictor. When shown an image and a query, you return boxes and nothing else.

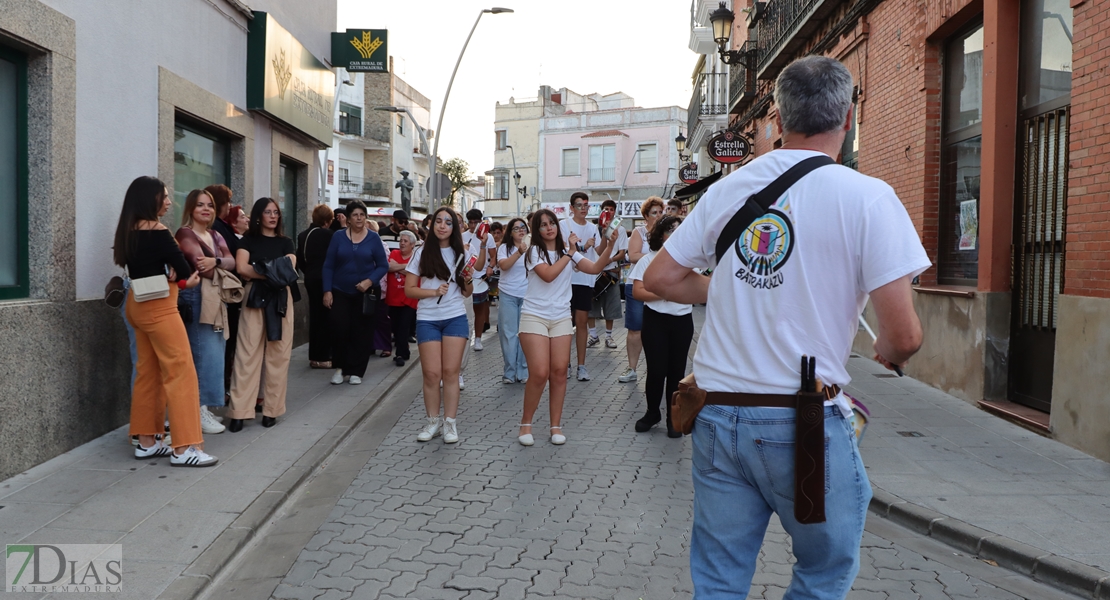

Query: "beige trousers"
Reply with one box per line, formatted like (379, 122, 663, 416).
(228, 286, 293, 420)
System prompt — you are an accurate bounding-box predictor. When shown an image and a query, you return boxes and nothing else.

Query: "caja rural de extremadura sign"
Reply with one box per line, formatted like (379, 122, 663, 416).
(706, 131, 751, 164)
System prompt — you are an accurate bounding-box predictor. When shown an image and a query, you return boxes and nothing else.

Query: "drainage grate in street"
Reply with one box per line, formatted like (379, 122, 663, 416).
(897, 431, 925, 437)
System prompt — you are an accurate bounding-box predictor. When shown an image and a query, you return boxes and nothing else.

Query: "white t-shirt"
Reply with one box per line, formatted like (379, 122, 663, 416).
(629, 251, 692, 316)
(560, 218, 602, 286)
(522, 247, 573, 321)
(496, 243, 529, 298)
(462, 231, 496, 294)
(602, 225, 628, 271)
(665, 149, 931, 415)
(405, 245, 468, 321)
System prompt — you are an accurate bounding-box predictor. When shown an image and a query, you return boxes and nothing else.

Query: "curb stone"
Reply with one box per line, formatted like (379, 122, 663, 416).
(155, 355, 422, 600)
(869, 487, 1110, 599)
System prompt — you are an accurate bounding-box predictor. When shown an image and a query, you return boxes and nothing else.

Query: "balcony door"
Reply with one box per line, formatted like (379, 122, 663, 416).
(588, 145, 615, 182)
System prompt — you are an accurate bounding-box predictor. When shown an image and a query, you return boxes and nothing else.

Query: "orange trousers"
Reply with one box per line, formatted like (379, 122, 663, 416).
(126, 286, 203, 449)
(228, 285, 293, 420)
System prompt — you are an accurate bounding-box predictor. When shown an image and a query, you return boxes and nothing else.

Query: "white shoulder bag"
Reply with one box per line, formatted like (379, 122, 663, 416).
(127, 266, 170, 302)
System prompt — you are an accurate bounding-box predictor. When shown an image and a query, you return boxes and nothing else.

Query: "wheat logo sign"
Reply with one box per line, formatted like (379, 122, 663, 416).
(350, 31, 384, 60)
(6, 544, 122, 592)
(272, 48, 293, 100)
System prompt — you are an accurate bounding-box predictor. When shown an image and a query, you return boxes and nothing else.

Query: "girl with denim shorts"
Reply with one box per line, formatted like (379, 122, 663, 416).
(404, 207, 473, 444)
(516, 209, 617, 447)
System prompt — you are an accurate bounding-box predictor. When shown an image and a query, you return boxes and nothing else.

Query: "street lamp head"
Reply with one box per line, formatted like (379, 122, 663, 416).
(487, 7, 514, 14)
(675, 133, 687, 153)
(343, 79, 355, 86)
(710, 2, 735, 45)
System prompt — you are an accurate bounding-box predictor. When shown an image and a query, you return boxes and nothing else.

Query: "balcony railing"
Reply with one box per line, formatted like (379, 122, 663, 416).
(688, 71, 729, 135)
(728, 42, 758, 114)
(755, 0, 839, 78)
(588, 167, 615, 181)
(338, 176, 390, 198)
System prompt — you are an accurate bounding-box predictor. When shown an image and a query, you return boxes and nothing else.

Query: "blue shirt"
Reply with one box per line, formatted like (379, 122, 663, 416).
(322, 230, 389, 295)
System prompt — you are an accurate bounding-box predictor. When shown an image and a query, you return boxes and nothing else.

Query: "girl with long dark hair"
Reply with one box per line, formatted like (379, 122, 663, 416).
(113, 176, 217, 467)
(404, 206, 473, 444)
(496, 217, 530, 384)
(227, 198, 297, 432)
(516, 209, 617, 446)
(630, 215, 691, 438)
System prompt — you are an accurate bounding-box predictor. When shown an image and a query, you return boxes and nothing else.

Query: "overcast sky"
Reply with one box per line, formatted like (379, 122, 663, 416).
(337, 0, 697, 180)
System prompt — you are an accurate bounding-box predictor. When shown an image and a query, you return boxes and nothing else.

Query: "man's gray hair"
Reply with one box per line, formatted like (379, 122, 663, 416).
(774, 56, 854, 137)
(399, 230, 418, 245)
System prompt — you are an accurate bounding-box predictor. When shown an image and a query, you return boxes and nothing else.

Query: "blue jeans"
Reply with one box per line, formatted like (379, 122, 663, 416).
(497, 292, 528, 382)
(690, 405, 870, 599)
(121, 277, 137, 391)
(416, 314, 470, 344)
(180, 286, 227, 407)
(624, 283, 643, 331)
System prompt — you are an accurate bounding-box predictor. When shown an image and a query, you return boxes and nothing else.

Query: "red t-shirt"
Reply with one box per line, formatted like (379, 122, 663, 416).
(386, 249, 418, 308)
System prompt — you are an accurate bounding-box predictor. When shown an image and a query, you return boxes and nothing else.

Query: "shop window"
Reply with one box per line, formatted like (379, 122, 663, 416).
(938, 21, 984, 285)
(0, 46, 27, 300)
(637, 143, 658, 173)
(279, 159, 299, 233)
(173, 121, 229, 226)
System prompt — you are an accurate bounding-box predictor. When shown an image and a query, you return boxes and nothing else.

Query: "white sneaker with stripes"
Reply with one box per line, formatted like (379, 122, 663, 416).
(170, 446, 219, 467)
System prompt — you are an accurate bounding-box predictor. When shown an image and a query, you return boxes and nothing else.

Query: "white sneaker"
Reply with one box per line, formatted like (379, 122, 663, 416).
(199, 407, 225, 434)
(605, 336, 617, 349)
(586, 335, 600, 347)
(170, 446, 219, 467)
(577, 365, 591, 381)
(443, 418, 459, 443)
(134, 438, 171, 460)
(349, 375, 362, 385)
(473, 338, 483, 351)
(618, 368, 638, 383)
(201, 406, 224, 423)
(330, 369, 345, 385)
(502, 377, 515, 384)
(567, 365, 572, 379)
(417, 416, 442, 442)
(458, 375, 465, 390)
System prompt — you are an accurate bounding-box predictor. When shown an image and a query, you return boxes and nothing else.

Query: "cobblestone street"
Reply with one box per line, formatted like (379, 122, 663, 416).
(246, 310, 1077, 600)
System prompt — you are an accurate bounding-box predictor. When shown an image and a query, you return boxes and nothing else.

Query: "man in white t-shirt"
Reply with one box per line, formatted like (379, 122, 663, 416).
(561, 192, 609, 381)
(462, 208, 495, 352)
(587, 199, 627, 350)
(645, 56, 929, 598)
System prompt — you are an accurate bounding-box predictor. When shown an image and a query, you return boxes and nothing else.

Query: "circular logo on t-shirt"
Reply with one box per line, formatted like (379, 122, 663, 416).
(733, 209, 794, 286)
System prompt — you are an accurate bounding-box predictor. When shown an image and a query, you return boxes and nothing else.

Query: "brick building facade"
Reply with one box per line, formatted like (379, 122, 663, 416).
(714, 0, 1108, 460)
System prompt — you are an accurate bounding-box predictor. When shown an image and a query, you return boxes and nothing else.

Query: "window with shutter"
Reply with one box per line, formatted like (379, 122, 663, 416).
(561, 148, 580, 176)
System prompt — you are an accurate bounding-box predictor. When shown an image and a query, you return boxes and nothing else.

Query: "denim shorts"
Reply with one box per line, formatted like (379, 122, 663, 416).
(472, 291, 490, 305)
(624, 283, 644, 331)
(415, 314, 470, 344)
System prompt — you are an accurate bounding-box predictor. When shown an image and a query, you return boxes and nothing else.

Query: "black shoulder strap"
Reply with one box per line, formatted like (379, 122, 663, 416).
(714, 155, 836, 265)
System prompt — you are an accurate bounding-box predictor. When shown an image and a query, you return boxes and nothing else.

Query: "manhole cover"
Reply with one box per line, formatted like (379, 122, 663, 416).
(897, 431, 925, 437)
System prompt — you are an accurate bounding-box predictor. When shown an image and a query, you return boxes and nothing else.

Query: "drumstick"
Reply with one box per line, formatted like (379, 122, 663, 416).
(439, 251, 466, 304)
(859, 315, 903, 377)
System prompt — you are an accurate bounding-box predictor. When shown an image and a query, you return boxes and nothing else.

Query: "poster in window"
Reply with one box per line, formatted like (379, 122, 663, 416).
(959, 199, 978, 250)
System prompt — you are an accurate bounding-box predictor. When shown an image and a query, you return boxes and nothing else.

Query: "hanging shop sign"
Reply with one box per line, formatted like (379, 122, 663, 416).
(680, 163, 699, 184)
(247, 12, 336, 146)
(706, 131, 751, 164)
(332, 29, 388, 73)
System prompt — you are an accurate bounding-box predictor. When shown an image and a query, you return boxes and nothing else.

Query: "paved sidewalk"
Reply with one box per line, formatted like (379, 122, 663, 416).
(0, 345, 415, 600)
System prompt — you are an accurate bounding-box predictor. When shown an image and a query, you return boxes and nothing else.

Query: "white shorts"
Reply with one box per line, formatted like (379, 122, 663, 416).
(519, 313, 574, 338)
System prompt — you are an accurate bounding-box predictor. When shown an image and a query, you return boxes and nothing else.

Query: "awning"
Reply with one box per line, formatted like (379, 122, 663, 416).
(673, 171, 723, 199)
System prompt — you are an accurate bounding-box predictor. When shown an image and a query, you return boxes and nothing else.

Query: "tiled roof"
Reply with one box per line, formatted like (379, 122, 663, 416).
(581, 129, 629, 138)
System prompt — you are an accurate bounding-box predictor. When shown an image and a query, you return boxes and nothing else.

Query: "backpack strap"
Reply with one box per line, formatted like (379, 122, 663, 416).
(714, 155, 836, 265)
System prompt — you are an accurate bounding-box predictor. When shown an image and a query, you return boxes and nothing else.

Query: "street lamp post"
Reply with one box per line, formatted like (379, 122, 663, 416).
(373, 105, 429, 215)
(429, 7, 513, 202)
(505, 144, 521, 217)
(617, 148, 645, 203)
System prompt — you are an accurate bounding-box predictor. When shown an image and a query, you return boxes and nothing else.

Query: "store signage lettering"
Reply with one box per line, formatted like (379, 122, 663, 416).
(248, 12, 336, 146)
(680, 163, 699, 184)
(332, 29, 389, 73)
(707, 131, 751, 164)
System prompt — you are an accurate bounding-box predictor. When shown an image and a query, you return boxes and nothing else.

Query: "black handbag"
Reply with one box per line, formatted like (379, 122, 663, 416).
(350, 230, 380, 317)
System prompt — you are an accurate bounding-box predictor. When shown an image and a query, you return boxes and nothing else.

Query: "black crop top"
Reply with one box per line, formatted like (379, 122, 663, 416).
(126, 230, 193, 280)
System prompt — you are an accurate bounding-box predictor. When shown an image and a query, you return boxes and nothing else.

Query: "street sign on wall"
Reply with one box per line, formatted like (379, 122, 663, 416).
(680, 163, 699, 184)
(332, 29, 388, 73)
(706, 131, 751, 164)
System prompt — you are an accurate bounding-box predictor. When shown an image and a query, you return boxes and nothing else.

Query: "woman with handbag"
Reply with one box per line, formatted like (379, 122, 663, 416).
(113, 176, 218, 467)
(629, 216, 691, 438)
(175, 189, 235, 435)
(385, 230, 419, 367)
(619, 196, 665, 385)
(322, 200, 388, 386)
(516, 209, 617, 447)
(296, 204, 336, 369)
(227, 198, 298, 432)
(496, 217, 530, 384)
(404, 206, 473, 444)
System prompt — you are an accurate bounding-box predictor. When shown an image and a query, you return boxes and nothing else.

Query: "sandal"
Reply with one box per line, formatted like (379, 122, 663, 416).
(550, 426, 566, 445)
(518, 424, 534, 446)
(380, 351, 392, 358)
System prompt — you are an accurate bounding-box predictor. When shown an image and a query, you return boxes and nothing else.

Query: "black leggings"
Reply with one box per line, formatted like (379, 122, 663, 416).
(389, 304, 417, 360)
(641, 307, 694, 416)
(330, 290, 375, 377)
